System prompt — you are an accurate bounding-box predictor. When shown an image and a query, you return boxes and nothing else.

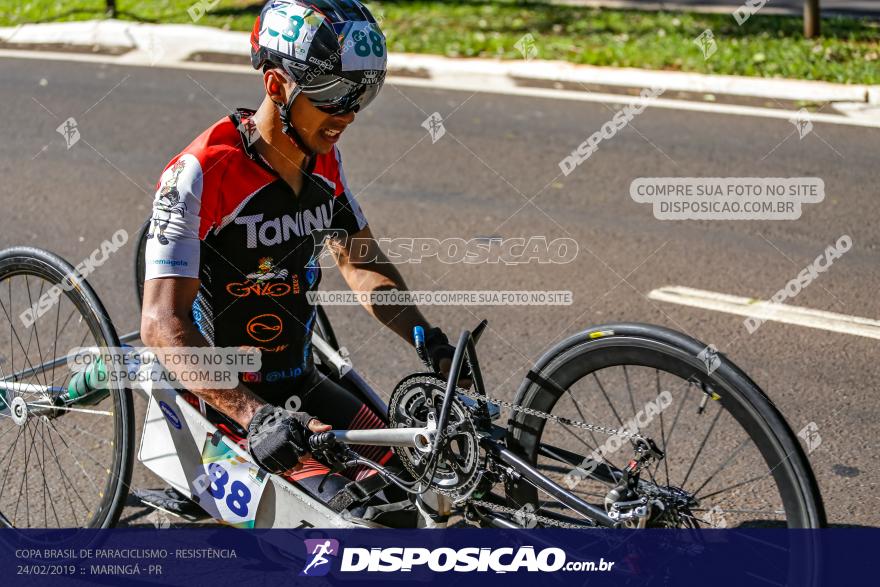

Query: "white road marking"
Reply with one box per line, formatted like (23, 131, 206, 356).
(2, 49, 880, 129)
(648, 286, 880, 340)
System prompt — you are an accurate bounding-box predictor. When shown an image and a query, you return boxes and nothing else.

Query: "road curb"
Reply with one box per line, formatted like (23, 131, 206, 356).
(1, 19, 878, 107)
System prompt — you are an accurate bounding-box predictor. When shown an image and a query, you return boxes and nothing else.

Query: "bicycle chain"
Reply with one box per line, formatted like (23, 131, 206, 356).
(455, 385, 648, 442)
(467, 499, 594, 529)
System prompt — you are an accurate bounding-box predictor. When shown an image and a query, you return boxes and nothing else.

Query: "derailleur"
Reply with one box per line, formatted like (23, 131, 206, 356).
(605, 437, 665, 528)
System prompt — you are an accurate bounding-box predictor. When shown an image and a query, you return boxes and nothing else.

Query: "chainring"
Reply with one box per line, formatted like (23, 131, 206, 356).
(388, 374, 481, 500)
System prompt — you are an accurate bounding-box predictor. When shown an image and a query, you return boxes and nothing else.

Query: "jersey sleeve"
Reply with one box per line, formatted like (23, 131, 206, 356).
(144, 153, 205, 280)
(327, 146, 368, 236)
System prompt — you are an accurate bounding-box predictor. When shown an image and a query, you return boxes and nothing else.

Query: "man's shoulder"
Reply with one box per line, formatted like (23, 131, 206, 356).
(164, 115, 247, 177)
(154, 113, 276, 231)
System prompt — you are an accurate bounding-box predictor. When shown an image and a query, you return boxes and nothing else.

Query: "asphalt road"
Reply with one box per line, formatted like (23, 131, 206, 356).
(0, 56, 877, 528)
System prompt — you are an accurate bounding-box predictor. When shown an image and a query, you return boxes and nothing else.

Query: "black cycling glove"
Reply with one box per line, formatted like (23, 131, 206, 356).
(247, 404, 314, 474)
(424, 326, 471, 381)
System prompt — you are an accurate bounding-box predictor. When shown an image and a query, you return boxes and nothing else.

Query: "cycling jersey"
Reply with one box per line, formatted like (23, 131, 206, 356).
(144, 108, 368, 391)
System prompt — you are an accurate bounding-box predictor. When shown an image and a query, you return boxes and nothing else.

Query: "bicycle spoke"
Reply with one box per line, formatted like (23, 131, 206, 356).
(43, 420, 87, 525)
(563, 385, 599, 432)
(656, 382, 692, 483)
(692, 507, 786, 516)
(12, 420, 37, 526)
(37, 420, 61, 527)
(558, 390, 615, 474)
(655, 369, 670, 486)
(623, 365, 638, 415)
(8, 279, 13, 385)
(0, 294, 49, 390)
(699, 471, 773, 501)
(680, 397, 724, 488)
(692, 435, 752, 498)
(0, 425, 25, 499)
(592, 372, 625, 427)
(557, 420, 621, 483)
(50, 292, 63, 391)
(22, 276, 45, 388)
(29, 277, 50, 389)
(46, 420, 102, 496)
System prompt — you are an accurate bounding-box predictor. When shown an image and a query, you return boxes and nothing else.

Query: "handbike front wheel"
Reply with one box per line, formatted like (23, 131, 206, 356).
(505, 323, 826, 530)
(0, 246, 134, 528)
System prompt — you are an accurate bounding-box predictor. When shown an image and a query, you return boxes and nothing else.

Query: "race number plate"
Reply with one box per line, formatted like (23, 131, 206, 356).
(196, 433, 269, 529)
(258, 4, 325, 61)
(340, 21, 385, 72)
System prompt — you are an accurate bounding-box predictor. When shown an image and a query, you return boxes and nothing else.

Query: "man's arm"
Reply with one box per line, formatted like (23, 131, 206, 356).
(140, 276, 266, 429)
(331, 227, 469, 384)
(331, 225, 431, 346)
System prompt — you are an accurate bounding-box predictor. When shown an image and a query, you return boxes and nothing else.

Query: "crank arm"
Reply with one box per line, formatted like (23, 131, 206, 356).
(329, 426, 436, 452)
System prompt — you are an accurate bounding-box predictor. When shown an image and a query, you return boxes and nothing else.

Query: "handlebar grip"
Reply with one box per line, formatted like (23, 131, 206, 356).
(308, 431, 337, 451)
(413, 325, 432, 370)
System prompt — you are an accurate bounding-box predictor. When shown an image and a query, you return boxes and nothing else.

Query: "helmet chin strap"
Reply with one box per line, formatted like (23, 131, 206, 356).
(275, 83, 315, 159)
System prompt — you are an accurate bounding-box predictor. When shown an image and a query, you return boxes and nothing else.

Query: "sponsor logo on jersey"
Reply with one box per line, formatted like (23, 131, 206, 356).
(234, 203, 334, 249)
(151, 259, 189, 267)
(246, 313, 283, 343)
(255, 344, 289, 353)
(149, 158, 189, 245)
(242, 366, 304, 384)
(226, 258, 299, 297)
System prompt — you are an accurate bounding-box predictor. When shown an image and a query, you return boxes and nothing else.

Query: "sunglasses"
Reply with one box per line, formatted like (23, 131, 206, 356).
(296, 73, 384, 116)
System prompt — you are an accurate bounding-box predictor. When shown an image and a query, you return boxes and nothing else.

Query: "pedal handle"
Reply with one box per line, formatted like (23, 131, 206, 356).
(413, 325, 432, 370)
(308, 431, 337, 451)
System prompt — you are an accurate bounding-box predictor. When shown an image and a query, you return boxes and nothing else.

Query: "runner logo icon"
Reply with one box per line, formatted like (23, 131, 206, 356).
(301, 539, 339, 576)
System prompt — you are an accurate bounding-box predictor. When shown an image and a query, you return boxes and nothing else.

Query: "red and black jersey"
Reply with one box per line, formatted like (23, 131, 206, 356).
(144, 109, 367, 392)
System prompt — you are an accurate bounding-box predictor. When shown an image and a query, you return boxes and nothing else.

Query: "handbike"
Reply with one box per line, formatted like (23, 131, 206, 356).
(0, 235, 826, 531)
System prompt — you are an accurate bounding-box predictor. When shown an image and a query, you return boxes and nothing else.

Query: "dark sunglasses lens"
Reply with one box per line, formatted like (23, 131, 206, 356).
(306, 80, 382, 116)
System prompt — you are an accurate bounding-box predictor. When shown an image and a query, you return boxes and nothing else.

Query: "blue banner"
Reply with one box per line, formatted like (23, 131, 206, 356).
(1, 528, 874, 586)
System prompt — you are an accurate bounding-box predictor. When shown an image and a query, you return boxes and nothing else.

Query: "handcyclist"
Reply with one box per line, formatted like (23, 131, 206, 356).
(139, 0, 460, 523)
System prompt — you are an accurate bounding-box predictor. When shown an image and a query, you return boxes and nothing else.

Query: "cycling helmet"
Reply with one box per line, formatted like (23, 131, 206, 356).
(251, 0, 386, 125)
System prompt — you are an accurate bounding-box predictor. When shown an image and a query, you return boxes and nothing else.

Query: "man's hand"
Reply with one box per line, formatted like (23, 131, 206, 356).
(247, 405, 331, 473)
(308, 419, 332, 435)
(426, 327, 473, 388)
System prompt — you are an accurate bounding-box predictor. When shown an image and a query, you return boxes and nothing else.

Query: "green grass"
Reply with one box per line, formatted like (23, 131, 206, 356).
(2, 0, 879, 84)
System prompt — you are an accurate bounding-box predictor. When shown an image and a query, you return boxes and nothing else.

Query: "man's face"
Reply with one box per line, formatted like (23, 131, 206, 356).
(288, 90, 356, 155)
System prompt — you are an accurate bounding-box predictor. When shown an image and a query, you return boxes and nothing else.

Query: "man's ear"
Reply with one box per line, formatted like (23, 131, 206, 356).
(263, 69, 289, 104)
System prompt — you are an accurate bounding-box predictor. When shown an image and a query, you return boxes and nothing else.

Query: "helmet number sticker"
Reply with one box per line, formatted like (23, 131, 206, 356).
(260, 5, 325, 61)
(341, 21, 386, 72)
